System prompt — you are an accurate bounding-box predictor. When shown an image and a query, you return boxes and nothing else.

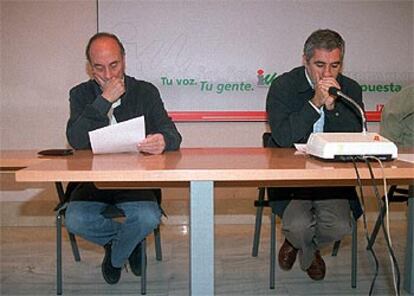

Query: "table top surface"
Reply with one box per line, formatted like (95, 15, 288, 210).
(7, 148, 413, 186)
(0, 150, 47, 168)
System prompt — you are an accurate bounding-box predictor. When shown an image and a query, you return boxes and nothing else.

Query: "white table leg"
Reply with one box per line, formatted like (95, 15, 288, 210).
(190, 181, 214, 296)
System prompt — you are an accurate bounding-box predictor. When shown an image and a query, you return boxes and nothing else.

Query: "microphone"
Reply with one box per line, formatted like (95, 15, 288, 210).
(328, 87, 367, 133)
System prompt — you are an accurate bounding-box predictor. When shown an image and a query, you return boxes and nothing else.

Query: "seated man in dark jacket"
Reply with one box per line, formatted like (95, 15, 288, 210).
(266, 29, 363, 281)
(65, 32, 182, 285)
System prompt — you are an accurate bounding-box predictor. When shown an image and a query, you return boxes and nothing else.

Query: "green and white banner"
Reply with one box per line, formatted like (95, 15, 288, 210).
(98, 0, 413, 122)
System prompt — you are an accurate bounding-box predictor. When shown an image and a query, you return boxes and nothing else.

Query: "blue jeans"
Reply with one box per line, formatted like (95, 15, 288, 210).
(65, 201, 161, 268)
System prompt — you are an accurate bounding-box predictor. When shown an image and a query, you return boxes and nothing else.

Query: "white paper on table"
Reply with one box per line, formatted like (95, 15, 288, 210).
(294, 143, 307, 154)
(398, 153, 414, 164)
(89, 116, 145, 154)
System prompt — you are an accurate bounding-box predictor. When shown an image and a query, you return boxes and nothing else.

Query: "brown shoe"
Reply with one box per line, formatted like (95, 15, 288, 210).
(306, 250, 326, 281)
(278, 239, 298, 271)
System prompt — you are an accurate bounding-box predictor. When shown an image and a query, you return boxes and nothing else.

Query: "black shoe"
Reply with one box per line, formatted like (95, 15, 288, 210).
(102, 243, 121, 284)
(128, 242, 146, 276)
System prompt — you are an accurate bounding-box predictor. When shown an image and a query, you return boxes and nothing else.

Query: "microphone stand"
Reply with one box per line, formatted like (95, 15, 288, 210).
(329, 87, 367, 134)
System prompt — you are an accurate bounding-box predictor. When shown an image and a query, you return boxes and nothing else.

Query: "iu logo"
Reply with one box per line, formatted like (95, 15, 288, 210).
(256, 69, 277, 88)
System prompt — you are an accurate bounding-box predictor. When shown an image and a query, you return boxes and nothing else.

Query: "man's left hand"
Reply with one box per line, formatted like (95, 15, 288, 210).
(137, 133, 166, 155)
(313, 77, 340, 111)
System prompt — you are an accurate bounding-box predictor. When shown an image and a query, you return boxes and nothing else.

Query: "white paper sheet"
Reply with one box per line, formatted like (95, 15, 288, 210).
(89, 116, 145, 154)
(398, 153, 414, 164)
(294, 143, 307, 154)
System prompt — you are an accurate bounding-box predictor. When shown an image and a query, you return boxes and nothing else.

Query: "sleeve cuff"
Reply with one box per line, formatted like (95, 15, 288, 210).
(92, 95, 112, 116)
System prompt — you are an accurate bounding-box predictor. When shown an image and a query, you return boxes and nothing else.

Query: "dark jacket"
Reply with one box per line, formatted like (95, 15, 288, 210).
(67, 75, 181, 151)
(66, 75, 182, 203)
(266, 66, 363, 218)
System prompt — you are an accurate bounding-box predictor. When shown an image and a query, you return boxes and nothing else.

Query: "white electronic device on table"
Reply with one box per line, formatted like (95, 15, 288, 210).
(306, 132, 398, 161)
(306, 87, 398, 161)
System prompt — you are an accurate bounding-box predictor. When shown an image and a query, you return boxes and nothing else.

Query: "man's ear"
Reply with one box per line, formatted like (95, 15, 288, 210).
(86, 62, 93, 79)
(302, 54, 307, 66)
(339, 62, 344, 74)
(121, 55, 126, 69)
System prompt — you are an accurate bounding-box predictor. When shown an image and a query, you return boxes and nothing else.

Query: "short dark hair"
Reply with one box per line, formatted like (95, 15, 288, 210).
(303, 29, 345, 62)
(85, 32, 125, 63)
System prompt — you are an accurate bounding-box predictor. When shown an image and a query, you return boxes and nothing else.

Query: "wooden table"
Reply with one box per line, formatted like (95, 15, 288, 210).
(0, 150, 46, 169)
(10, 148, 414, 295)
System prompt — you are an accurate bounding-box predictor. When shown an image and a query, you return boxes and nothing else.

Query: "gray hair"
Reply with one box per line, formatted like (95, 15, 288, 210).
(303, 29, 345, 62)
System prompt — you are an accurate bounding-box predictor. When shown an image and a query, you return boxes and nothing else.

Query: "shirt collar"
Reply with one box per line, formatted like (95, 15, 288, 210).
(304, 68, 314, 89)
(112, 98, 121, 108)
(297, 66, 313, 93)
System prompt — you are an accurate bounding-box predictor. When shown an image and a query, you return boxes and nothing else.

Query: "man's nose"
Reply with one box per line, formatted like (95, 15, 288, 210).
(322, 66, 333, 78)
(103, 68, 112, 80)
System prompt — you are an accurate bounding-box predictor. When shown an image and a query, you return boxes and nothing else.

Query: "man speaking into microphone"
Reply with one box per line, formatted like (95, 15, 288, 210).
(266, 29, 364, 281)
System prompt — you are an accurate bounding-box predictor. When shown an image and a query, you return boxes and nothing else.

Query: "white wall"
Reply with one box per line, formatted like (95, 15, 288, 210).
(0, 0, 97, 226)
(1, 0, 96, 149)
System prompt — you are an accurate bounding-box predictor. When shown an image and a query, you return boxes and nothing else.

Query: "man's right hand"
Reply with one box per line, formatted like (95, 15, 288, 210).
(95, 76, 125, 103)
(311, 77, 340, 110)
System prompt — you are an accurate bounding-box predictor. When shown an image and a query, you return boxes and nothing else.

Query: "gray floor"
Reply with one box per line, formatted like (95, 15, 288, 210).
(0, 221, 410, 295)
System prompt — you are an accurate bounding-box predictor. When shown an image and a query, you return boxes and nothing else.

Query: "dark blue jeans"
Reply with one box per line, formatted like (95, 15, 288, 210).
(65, 201, 161, 268)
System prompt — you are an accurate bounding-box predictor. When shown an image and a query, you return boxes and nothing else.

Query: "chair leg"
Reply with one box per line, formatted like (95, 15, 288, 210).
(141, 239, 147, 295)
(331, 240, 341, 257)
(154, 225, 162, 261)
(56, 213, 63, 295)
(252, 187, 266, 257)
(368, 185, 398, 250)
(367, 204, 386, 250)
(351, 218, 357, 288)
(270, 213, 276, 289)
(67, 232, 81, 262)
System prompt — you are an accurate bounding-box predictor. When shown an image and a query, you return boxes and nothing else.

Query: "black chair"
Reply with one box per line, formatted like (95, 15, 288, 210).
(54, 182, 163, 295)
(251, 133, 272, 257)
(252, 132, 358, 289)
(367, 185, 410, 250)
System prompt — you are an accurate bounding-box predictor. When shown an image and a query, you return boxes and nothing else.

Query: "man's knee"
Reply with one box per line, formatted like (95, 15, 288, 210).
(64, 207, 84, 235)
(283, 218, 312, 234)
(123, 202, 161, 230)
(139, 209, 161, 230)
(64, 202, 101, 235)
(282, 218, 315, 247)
(319, 221, 352, 242)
